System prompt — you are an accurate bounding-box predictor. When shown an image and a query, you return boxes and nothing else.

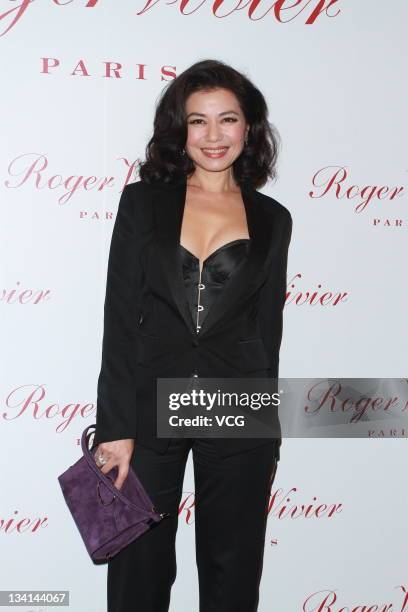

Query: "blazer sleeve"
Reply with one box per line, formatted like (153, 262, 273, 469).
(258, 209, 293, 378)
(94, 184, 144, 445)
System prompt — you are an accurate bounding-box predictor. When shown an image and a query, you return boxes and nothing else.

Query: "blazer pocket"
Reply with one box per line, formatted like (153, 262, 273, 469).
(236, 337, 270, 373)
(136, 328, 159, 340)
(135, 330, 160, 365)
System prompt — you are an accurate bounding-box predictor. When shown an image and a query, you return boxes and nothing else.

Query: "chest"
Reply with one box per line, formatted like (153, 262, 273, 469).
(179, 190, 250, 270)
(179, 238, 252, 333)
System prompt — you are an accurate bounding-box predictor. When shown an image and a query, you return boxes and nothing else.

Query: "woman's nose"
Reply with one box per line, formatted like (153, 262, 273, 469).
(205, 123, 223, 141)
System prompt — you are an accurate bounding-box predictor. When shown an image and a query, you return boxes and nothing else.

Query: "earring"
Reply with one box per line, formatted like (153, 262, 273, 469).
(181, 148, 186, 156)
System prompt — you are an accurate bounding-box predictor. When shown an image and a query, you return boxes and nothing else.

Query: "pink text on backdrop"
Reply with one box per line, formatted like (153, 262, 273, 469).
(309, 165, 404, 213)
(0, 0, 341, 38)
(3, 384, 95, 432)
(4, 153, 139, 204)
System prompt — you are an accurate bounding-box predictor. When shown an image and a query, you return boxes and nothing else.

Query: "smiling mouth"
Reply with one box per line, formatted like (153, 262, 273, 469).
(201, 147, 230, 158)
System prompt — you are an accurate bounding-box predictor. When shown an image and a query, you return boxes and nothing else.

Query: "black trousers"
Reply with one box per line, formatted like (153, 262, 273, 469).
(107, 437, 278, 612)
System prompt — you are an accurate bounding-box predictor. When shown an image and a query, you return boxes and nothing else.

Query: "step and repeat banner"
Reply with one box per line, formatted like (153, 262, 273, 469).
(2, 1, 407, 610)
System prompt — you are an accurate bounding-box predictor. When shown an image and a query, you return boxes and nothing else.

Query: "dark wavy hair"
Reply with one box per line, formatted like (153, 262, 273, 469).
(138, 59, 281, 189)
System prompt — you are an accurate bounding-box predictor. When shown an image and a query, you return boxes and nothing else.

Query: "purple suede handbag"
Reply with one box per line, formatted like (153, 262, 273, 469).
(58, 423, 170, 564)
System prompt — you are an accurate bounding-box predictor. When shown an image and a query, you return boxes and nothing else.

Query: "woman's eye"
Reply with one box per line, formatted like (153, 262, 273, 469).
(188, 117, 238, 125)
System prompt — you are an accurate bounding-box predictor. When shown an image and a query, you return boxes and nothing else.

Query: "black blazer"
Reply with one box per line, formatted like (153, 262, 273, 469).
(94, 176, 293, 460)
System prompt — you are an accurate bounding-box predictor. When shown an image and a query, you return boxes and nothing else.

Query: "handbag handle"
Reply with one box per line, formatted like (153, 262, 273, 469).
(81, 424, 160, 519)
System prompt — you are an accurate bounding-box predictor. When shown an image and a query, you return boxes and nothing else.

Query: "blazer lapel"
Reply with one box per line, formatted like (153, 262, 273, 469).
(153, 179, 196, 335)
(153, 176, 273, 339)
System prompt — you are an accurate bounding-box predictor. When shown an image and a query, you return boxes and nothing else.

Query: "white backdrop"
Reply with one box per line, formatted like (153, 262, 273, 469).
(2, 1, 408, 610)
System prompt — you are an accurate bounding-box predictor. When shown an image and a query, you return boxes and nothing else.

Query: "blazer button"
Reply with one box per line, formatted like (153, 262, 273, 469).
(193, 338, 199, 347)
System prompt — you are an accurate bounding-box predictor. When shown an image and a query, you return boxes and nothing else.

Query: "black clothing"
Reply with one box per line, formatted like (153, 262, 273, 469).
(95, 177, 292, 612)
(180, 238, 251, 335)
(94, 177, 292, 462)
(107, 436, 278, 612)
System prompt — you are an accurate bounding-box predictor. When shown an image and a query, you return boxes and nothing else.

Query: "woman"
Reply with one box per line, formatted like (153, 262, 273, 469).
(93, 59, 292, 612)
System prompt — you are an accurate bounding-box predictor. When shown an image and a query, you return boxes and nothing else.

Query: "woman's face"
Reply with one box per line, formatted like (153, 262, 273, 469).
(184, 87, 249, 174)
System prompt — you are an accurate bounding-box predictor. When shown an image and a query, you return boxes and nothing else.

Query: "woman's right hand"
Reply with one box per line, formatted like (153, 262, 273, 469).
(94, 438, 135, 490)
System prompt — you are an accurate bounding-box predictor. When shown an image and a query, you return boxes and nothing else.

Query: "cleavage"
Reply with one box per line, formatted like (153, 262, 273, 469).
(180, 238, 251, 268)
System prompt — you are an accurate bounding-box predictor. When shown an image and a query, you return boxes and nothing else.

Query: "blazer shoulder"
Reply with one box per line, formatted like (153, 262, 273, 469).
(121, 180, 155, 215)
(124, 179, 151, 197)
(114, 182, 154, 238)
(125, 178, 166, 204)
(255, 189, 292, 225)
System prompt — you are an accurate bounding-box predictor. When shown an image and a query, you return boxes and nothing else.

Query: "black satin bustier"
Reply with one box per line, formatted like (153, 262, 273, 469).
(180, 238, 251, 334)
(179, 238, 250, 382)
